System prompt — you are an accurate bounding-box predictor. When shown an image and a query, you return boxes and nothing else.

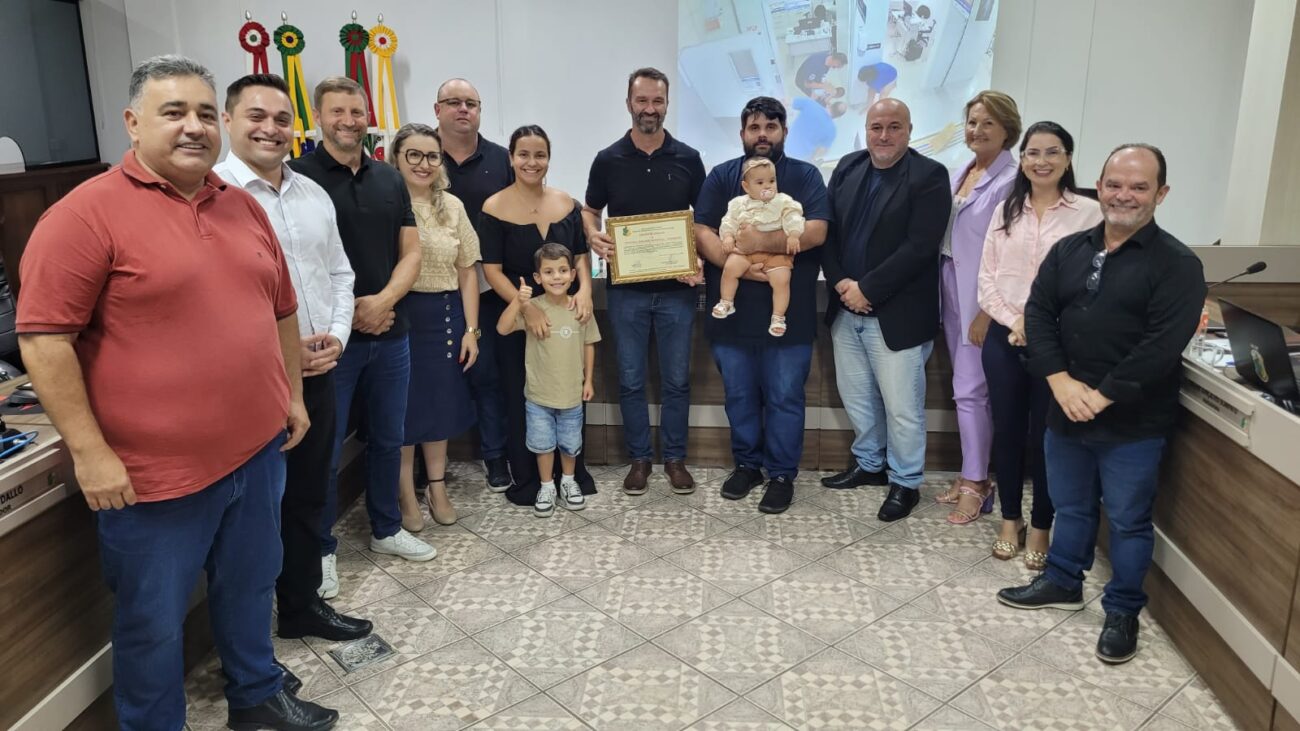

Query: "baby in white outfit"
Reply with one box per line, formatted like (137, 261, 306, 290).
(714, 157, 805, 337)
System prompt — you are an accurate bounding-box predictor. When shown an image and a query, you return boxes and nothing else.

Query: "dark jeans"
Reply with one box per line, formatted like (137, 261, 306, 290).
(606, 286, 696, 462)
(1044, 429, 1166, 616)
(321, 336, 410, 556)
(98, 433, 287, 731)
(279, 372, 335, 617)
(468, 291, 507, 460)
(983, 321, 1052, 528)
(710, 339, 813, 480)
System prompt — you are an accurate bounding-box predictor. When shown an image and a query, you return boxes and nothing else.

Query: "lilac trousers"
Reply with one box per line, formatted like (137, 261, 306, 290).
(941, 257, 992, 481)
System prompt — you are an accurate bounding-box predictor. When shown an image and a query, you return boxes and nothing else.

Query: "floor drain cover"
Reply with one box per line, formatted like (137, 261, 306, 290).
(327, 634, 396, 673)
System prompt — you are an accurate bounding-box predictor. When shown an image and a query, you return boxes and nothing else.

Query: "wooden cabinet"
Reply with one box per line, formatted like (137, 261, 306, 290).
(0, 164, 108, 299)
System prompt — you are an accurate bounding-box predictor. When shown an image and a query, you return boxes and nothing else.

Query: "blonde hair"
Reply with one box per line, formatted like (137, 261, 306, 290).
(391, 123, 452, 226)
(965, 90, 1022, 151)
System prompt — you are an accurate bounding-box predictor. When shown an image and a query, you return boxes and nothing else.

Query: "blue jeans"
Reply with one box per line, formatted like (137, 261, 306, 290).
(525, 400, 584, 456)
(831, 313, 932, 489)
(469, 292, 507, 460)
(710, 339, 813, 480)
(607, 287, 697, 461)
(321, 336, 410, 555)
(1044, 429, 1166, 616)
(98, 433, 287, 731)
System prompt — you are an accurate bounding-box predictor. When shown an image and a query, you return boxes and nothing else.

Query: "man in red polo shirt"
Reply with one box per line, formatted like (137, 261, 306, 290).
(17, 56, 336, 731)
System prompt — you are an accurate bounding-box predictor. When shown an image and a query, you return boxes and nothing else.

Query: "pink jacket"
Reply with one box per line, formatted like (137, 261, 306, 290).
(947, 149, 1017, 344)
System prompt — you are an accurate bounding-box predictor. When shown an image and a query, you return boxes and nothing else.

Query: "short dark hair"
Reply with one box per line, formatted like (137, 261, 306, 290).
(224, 73, 290, 113)
(509, 124, 550, 156)
(627, 67, 669, 99)
(739, 97, 787, 129)
(534, 242, 573, 271)
(313, 76, 365, 111)
(829, 52, 848, 65)
(1103, 142, 1167, 187)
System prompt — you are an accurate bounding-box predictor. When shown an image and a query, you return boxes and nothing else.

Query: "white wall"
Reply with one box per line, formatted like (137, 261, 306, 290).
(81, 0, 1252, 245)
(993, 0, 1253, 246)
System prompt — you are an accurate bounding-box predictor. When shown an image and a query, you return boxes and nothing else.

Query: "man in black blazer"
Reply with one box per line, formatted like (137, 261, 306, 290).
(820, 99, 951, 521)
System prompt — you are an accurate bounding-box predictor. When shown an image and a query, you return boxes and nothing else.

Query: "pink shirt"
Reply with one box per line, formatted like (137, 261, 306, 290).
(977, 191, 1103, 328)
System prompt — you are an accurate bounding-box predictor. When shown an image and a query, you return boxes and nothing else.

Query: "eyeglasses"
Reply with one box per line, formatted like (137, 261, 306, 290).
(1023, 148, 1065, 161)
(437, 97, 481, 111)
(403, 149, 443, 167)
(1086, 250, 1107, 293)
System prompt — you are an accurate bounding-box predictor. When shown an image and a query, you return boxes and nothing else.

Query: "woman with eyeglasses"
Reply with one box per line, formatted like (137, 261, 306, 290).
(976, 121, 1101, 569)
(391, 123, 482, 529)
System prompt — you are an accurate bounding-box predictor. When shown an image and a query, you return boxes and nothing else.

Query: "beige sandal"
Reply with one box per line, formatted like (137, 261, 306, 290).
(935, 477, 963, 505)
(768, 315, 787, 337)
(424, 478, 458, 526)
(711, 300, 736, 319)
(947, 480, 993, 525)
(1023, 527, 1050, 571)
(992, 522, 1026, 560)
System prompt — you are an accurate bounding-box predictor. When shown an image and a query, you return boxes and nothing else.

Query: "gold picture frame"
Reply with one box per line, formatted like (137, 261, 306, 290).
(606, 210, 699, 285)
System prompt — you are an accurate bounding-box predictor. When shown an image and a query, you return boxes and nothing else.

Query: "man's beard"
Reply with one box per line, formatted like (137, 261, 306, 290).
(635, 113, 662, 134)
(743, 139, 784, 160)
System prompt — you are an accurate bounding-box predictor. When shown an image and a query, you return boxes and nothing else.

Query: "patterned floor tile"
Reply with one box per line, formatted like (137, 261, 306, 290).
(459, 504, 590, 553)
(334, 502, 381, 552)
(576, 558, 735, 639)
(909, 568, 1076, 650)
(512, 523, 658, 591)
(951, 654, 1151, 730)
(1025, 605, 1194, 710)
(875, 503, 1000, 565)
(351, 638, 537, 730)
(547, 643, 737, 731)
(582, 472, 672, 520)
(816, 532, 967, 602)
(975, 551, 1109, 604)
(365, 524, 504, 590)
(746, 647, 941, 730)
(473, 594, 645, 688)
(312, 687, 390, 729)
(1158, 677, 1241, 730)
(736, 501, 877, 559)
(803, 485, 898, 529)
(329, 550, 408, 613)
(183, 641, 344, 729)
(305, 592, 466, 683)
(741, 563, 902, 643)
(414, 556, 569, 635)
(683, 698, 796, 730)
(466, 693, 588, 730)
(667, 482, 775, 524)
(598, 499, 732, 556)
(271, 636, 346, 701)
(442, 482, 514, 519)
(654, 599, 826, 694)
(1139, 715, 1196, 730)
(908, 704, 997, 730)
(835, 603, 1015, 701)
(663, 528, 808, 595)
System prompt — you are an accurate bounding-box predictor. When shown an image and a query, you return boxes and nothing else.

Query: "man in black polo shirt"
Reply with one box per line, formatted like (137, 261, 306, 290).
(998, 144, 1205, 665)
(435, 77, 513, 490)
(693, 97, 830, 514)
(584, 67, 707, 496)
(291, 77, 435, 599)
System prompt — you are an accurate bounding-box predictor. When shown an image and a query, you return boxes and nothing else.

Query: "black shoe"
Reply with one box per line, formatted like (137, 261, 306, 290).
(1096, 612, 1140, 664)
(278, 598, 373, 642)
(273, 660, 302, 696)
(876, 483, 920, 522)
(758, 476, 794, 514)
(996, 574, 1086, 611)
(485, 457, 511, 490)
(227, 690, 338, 731)
(720, 466, 765, 500)
(820, 464, 888, 489)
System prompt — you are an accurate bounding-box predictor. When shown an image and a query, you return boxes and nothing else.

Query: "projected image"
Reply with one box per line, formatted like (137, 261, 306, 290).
(677, 0, 998, 176)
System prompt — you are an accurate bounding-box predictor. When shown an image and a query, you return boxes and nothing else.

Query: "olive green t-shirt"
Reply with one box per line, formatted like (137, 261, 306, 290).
(517, 296, 602, 409)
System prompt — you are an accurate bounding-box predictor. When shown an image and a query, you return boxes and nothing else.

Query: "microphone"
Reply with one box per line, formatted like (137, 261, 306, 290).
(1208, 261, 1266, 289)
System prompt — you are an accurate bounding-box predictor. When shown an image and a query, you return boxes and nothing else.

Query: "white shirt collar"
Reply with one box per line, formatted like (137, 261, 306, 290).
(216, 152, 295, 194)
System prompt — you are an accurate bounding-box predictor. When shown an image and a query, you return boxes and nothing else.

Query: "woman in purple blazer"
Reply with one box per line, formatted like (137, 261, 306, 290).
(935, 90, 1022, 525)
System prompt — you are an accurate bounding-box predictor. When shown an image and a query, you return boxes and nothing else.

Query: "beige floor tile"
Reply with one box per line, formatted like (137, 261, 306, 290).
(741, 562, 902, 643)
(458, 504, 590, 553)
(414, 555, 569, 635)
(465, 692, 588, 730)
(512, 522, 657, 591)
(683, 698, 796, 730)
(576, 558, 735, 639)
(365, 524, 505, 590)
(597, 498, 731, 555)
(1158, 677, 1241, 730)
(663, 528, 808, 595)
(909, 568, 1077, 650)
(311, 687, 390, 730)
(305, 591, 466, 683)
(735, 501, 877, 559)
(951, 654, 1152, 730)
(817, 531, 967, 602)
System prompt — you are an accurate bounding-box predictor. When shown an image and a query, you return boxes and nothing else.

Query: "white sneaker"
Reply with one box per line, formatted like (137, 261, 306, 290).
(319, 554, 339, 599)
(535, 482, 556, 517)
(559, 479, 585, 511)
(370, 529, 437, 562)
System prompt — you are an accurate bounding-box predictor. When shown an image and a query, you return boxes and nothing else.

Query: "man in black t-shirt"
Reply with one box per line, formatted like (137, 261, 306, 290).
(584, 68, 707, 496)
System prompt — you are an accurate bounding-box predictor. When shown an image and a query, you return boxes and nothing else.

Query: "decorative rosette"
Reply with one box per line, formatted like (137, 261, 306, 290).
(368, 25, 398, 57)
(239, 21, 269, 53)
(274, 24, 306, 56)
(339, 23, 369, 52)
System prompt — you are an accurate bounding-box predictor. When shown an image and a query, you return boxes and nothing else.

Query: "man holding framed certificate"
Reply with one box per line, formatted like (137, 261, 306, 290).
(583, 67, 707, 497)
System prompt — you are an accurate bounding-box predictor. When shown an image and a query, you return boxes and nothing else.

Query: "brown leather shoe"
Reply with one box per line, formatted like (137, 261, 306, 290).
(663, 460, 695, 494)
(623, 460, 652, 495)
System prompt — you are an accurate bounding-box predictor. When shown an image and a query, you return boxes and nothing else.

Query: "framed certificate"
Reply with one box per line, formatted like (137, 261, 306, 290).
(606, 210, 699, 285)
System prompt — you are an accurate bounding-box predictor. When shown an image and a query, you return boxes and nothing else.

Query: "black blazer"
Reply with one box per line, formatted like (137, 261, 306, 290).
(823, 148, 951, 351)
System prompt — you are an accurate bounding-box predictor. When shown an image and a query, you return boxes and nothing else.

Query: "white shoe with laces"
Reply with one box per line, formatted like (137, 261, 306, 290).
(535, 482, 557, 517)
(370, 529, 437, 562)
(319, 554, 339, 599)
(559, 479, 585, 510)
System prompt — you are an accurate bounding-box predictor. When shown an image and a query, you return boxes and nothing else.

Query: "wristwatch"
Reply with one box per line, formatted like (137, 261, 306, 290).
(468, 326, 482, 339)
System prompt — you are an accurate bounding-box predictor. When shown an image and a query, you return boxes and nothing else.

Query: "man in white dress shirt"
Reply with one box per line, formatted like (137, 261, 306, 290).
(214, 74, 373, 648)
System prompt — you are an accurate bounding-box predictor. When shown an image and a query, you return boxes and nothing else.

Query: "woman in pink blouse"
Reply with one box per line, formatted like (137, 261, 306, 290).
(977, 121, 1102, 569)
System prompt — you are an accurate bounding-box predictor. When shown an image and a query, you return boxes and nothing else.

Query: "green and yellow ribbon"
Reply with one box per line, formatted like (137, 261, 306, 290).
(368, 23, 400, 130)
(274, 23, 314, 157)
